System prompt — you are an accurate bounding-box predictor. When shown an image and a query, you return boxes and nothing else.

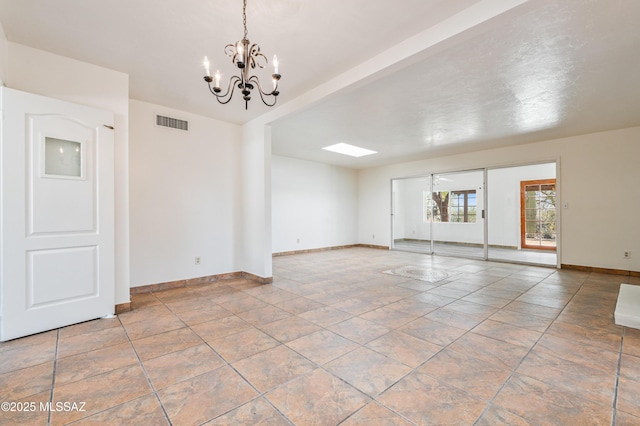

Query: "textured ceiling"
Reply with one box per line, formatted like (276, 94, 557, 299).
(271, 0, 640, 168)
(1, 0, 639, 169)
(0, 0, 480, 125)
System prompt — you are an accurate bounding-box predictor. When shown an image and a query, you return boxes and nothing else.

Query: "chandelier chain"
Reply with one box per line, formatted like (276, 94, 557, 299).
(242, 0, 248, 39)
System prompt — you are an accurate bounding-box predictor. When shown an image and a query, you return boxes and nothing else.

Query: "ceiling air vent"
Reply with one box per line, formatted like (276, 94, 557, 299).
(155, 114, 189, 131)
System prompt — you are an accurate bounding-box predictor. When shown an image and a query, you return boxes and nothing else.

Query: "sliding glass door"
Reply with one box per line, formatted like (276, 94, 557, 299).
(430, 170, 485, 259)
(487, 163, 557, 266)
(391, 162, 558, 267)
(392, 176, 433, 253)
(391, 169, 484, 259)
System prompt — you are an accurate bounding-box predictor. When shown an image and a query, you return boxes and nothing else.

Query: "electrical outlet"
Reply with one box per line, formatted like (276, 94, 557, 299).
(195, 256, 201, 265)
(624, 251, 631, 259)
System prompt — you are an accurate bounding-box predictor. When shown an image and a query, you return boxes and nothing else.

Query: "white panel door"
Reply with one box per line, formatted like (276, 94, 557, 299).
(0, 87, 115, 341)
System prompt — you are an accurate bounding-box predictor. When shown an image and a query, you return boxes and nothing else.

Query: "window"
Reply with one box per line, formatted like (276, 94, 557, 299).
(450, 190, 477, 222)
(425, 190, 477, 223)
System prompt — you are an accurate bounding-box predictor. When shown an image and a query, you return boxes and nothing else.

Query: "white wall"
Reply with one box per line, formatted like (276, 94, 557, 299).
(0, 22, 7, 85)
(5, 42, 131, 304)
(129, 100, 242, 287)
(272, 155, 358, 253)
(241, 121, 273, 279)
(359, 127, 640, 272)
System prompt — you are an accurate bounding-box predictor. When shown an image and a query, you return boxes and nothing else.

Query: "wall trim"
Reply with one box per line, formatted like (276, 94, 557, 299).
(394, 239, 518, 250)
(561, 263, 640, 277)
(115, 302, 131, 314)
(272, 244, 388, 257)
(273, 245, 639, 278)
(357, 244, 389, 250)
(118, 255, 637, 314)
(242, 272, 273, 284)
(129, 270, 270, 296)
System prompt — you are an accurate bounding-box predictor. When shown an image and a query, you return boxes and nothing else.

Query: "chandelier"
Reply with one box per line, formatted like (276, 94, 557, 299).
(202, 0, 281, 109)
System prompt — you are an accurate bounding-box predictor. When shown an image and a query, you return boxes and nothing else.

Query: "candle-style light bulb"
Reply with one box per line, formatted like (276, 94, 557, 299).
(214, 70, 221, 88)
(273, 55, 279, 75)
(237, 42, 244, 63)
(203, 56, 211, 77)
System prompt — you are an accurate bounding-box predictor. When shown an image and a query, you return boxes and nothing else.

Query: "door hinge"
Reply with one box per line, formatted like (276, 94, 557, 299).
(482, 209, 485, 219)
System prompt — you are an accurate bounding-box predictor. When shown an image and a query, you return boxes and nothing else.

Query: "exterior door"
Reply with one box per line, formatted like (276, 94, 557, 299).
(0, 87, 115, 341)
(520, 179, 557, 250)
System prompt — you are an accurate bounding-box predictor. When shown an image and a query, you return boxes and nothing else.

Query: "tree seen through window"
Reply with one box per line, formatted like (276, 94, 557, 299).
(426, 190, 477, 223)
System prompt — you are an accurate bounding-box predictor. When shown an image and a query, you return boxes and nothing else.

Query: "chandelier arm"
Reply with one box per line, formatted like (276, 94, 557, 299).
(207, 76, 242, 104)
(248, 44, 268, 69)
(248, 75, 279, 97)
(247, 76, 278, 107)
(224, 43, 238, 62)
(255, 89, 277, 107)
(206, 76, 234, 98)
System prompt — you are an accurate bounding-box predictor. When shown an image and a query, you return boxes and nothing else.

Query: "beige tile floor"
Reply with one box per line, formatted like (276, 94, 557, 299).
(2, 247, 640, 425)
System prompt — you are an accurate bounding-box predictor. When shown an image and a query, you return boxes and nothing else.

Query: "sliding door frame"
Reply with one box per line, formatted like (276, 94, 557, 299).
(486, 159, 561, 268)
(390, 158, 561, 268)
(390, 174, 434, 254)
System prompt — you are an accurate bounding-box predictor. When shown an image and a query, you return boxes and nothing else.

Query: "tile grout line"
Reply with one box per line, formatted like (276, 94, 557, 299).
(352, 264, 551, 422)
(612, 327, 625, 426)
(473, 274, 593, 423)
(129, 254, 624, 424)
(224, 297, 361, 424)
(187, 279, 420, 424)
(117, 314, 173, 426)
(152, 291, 263, 425)
(323, 265, 546, 424)
(156, 288, 298, 425)
(3, 250, 631, 425)
(283, 253, 634, 423)
(479, 273, 624, 425)
(279, 262, 553, 424)
(47, 329, 60, 426)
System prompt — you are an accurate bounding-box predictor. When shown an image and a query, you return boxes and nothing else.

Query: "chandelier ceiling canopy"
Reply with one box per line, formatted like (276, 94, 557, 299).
(202, 0, 281, 110)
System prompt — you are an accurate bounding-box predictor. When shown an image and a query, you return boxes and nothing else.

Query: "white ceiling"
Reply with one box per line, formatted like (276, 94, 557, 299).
(1, 0, 639, 169)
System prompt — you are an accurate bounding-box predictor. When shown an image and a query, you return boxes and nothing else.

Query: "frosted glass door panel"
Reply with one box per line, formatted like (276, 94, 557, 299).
(44, 137, 82, 177)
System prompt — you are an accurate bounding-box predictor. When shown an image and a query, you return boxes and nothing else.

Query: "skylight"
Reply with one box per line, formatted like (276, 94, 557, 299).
(322, 143, 377, 158)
